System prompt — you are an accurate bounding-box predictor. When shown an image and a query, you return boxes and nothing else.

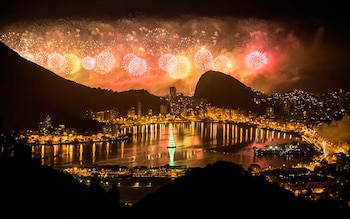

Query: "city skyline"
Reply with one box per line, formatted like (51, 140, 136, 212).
(1, 1, 350, 215)
(1, 0, 350, 96)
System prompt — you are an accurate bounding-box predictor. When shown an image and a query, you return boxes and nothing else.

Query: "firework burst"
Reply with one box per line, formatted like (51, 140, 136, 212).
(245, 50, 268, 71)
(0, 16, 304, 95)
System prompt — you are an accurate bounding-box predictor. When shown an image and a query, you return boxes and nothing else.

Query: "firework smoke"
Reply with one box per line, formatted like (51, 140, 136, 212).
(0, 16, 330, 96)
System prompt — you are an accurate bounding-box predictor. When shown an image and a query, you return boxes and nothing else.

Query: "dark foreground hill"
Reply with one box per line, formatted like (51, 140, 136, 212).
(130, 161, 347, 217)
(0, 42, 167, 132)
(2, 154, 347, 218)
(0, 156, 123, 218)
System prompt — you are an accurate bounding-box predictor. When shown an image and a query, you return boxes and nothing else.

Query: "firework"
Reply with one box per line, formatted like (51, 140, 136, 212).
(63, 53, 81, 75)
(245, 50, 268, 71)
(158, 53, 177, 73)
(18, 51, 34, 61)
(0, 16, 298, 96)
(81, 56, 96, 70)
(122, 53, 138, 72)
(213, 54, 233, 74)
(193, 48, 214, 71)
(144, 27, 171, 56)
(127, 57, 148, 76)
(33, 51, 49, 67)
(47, 52, 66, 73)
(95, 51, 116, 74)
(168, 56, 191, 79)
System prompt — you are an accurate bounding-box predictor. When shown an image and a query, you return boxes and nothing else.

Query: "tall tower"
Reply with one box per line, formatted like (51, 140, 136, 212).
(137, 101, 141, 119)
(167, 123, 176, 166)
(170, 86, 176, 102)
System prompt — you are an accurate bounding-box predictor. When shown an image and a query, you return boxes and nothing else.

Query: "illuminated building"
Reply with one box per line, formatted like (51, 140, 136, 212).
(266, 107, 274, 118)
(160, 104, 168, 115)
(170, 86, 177, 102)
(336, 152, 350, 173)
(127, 107, 136, 118)
(137, 101, 141, 119)
(38, 115, 54, 136)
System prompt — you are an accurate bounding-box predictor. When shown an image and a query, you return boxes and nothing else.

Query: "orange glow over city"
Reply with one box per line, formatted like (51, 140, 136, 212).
(0, 16, 323, 96)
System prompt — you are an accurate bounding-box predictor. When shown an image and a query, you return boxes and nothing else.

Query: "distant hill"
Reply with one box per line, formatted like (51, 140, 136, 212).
(0, 42, 168, 132)
(193, 71, 270, 114)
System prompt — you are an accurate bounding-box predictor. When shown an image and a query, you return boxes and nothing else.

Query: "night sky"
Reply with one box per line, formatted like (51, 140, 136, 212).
(1, 0, 349, 96)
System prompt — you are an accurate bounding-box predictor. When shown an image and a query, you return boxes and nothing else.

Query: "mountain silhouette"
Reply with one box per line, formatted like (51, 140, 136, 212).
(0, 42, 168, 132)
(194, 71, 270, 114)
(129, 161, 336, 217)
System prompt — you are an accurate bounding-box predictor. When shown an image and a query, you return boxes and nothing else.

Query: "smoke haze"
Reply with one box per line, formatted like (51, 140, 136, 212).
(0, 16, 346, 96)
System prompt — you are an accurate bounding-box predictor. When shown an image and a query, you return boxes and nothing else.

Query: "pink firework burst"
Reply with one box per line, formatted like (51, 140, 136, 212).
(158, 53, 177, 73)
(47, 52, 66, 73)
(81, 56, 96, 70)
(194, 48, 214, 71)
(127, 57, 148, 76)
(95, 51, 116, 74)
(122, 53, 138, 72)
(245, 50, 268, 71)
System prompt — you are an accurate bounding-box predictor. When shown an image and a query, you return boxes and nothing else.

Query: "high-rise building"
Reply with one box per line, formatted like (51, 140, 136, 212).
(147, 109, 153, 116)
(266, 107, 274, 117)
(137, 101, 141, 119)
(38, 115, 53, 135)
(170, 86, 176, 101)
(160, 104, 168, 115)
(109, 107, 119, 121)
(336, 152, 350, 173)
(84, 108, 95, 120)
(128, 107, 136, 118)
(96, 111, 105, 122)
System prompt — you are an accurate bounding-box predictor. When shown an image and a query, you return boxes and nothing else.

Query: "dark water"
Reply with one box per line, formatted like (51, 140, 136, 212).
(33, 122, 307, 170)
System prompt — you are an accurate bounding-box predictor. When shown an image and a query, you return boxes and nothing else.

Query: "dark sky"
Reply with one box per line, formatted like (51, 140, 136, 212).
(0, 0, 346, 20)
(1, 0, 350, 95)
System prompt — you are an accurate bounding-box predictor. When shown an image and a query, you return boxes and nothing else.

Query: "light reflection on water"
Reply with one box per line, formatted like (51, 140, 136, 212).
(33, 122, 306, 169)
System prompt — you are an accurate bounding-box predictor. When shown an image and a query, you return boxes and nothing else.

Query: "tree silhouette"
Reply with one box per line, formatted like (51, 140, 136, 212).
(106, 184, 121, 205)
(0, 128, 32, 161)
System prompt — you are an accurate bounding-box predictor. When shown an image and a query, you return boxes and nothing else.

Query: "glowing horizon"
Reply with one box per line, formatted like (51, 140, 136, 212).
(0, 16, 324, 96)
